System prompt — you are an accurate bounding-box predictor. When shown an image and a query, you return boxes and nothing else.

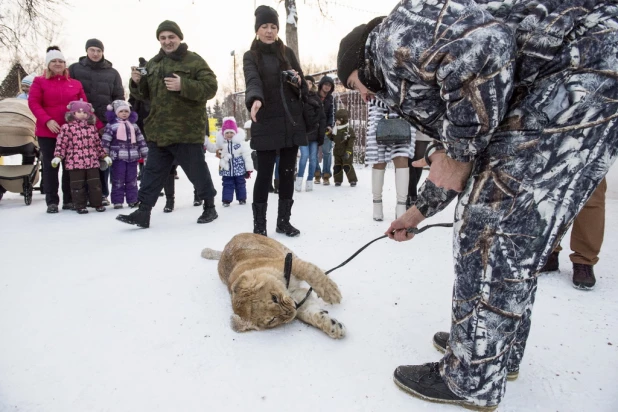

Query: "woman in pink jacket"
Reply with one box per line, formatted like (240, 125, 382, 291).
(28, 46, 88, 213)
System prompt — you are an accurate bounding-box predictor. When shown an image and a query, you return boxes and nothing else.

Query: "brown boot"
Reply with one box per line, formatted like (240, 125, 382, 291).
(540, 251, 559, 272)
(572, 263, 596, 290)
(314, 170, 321, 184)
(323, 173, 331, 186)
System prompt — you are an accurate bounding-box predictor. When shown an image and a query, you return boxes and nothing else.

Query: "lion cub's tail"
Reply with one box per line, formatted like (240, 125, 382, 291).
(201, 248, 222, 260)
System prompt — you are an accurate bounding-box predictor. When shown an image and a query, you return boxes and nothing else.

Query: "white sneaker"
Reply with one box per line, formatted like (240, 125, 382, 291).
(294, 176, 303, 192)
(306, 180, 313, 192)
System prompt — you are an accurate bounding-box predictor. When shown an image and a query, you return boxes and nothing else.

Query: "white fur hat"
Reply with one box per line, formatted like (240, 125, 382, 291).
(45, 49, 66, 67)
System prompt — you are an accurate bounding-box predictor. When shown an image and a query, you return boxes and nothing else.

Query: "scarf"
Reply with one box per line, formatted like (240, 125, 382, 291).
(116, 119, 136, 143)
(153, 43, 189, 62)
(331, 123, 349, 136)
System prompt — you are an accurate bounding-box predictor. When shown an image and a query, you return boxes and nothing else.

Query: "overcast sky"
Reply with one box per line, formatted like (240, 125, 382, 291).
(41, 0, 394, 101)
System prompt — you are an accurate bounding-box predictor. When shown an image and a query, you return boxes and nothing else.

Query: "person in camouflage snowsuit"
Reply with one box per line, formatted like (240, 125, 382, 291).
(339, 0, 618, 409)
(117, 20, 219, 229)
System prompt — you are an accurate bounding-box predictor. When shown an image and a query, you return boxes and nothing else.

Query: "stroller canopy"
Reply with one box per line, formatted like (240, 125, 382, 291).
(0, 98, 37, 150)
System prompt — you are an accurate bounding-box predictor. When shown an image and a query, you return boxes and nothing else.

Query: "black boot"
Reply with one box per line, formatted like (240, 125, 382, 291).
(393, 363, 498, 411)
(252, 202, 268, 236)
(276, 198, 300, 237)
(116, 203, 152, 229)
(193, 193, 203, 206)
(164, 197, 174, 213)
(197, 197, 218, 224)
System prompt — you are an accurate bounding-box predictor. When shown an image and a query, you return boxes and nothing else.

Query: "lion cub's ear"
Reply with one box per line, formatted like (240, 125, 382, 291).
(230, 314, 259, 332)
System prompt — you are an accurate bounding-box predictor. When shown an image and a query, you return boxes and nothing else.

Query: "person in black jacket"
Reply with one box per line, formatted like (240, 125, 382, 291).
(244, 5, 307, 237)
(69, 38, 124, 206)
(314, 75, 335, 185)
(295, 75, 326, 192)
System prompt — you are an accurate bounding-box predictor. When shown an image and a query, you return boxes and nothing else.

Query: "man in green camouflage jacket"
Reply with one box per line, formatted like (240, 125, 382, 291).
(117, 20, 218, 229)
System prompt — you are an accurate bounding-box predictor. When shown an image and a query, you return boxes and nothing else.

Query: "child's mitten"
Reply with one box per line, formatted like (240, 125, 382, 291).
(51, 157, 61, 168)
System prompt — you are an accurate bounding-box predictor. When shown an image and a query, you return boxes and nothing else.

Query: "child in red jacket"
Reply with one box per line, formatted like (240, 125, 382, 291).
(52, 101, 111, 214)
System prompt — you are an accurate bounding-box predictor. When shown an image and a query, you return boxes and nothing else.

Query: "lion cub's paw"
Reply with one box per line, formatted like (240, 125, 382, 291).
(314, 277, 342, 304)
(317, 310, 346, 339)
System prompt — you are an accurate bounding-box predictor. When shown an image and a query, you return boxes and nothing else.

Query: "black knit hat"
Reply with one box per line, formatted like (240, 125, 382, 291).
(85, 38, 104, 52)
(254, 5, 279, 32)
(337, 17, 384, 89)
(156, 20, 184, 40)
(304, 75, 315, 83)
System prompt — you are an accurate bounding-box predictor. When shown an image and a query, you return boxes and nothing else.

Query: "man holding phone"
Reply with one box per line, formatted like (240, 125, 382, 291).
(118, 20, 219, 228)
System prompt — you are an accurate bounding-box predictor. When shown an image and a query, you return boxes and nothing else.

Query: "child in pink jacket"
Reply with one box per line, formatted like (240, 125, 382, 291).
(52, 101, 111, 214)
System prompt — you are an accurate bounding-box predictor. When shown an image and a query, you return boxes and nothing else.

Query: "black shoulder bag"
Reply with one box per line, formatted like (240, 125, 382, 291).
(375, 116, 411, 145)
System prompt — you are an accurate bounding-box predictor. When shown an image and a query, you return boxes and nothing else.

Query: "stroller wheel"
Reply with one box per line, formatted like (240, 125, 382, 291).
(23, 182, 33, 205)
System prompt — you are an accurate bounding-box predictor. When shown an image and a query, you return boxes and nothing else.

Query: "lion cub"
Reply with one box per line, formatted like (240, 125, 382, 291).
(202, 233, 345, 339)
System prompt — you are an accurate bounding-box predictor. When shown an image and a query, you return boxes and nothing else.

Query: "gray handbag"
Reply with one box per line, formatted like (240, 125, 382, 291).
(376, 116, 411, 145)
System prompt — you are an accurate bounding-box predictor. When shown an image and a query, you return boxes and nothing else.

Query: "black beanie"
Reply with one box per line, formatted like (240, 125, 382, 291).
(85, 38, 104, 52)
(304, 75, 315, 83)
(337, 17, 384, 89)
(254, 5, 279, 32)
(156, 20, 184, 40)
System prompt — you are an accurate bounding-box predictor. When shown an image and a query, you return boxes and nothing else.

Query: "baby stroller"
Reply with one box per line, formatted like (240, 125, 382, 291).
(0, 98, 39, 205)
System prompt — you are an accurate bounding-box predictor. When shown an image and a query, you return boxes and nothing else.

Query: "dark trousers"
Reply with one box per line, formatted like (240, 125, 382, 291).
(111, 160, 138, 205)
(333, 154, 357, 183)
(222, 175, 247, 202)
(138, 143, 216, 207)
(69, 168, 102, 209)
(99, 168, 110, 197)
(39, 137, 71, 206)
(254, 146, 298, 203)
(408, 140, 429, 198)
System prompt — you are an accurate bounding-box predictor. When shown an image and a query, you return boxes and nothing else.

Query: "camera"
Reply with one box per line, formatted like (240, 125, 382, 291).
(282, 70, 299, 84)
(136, 67, 147, 76)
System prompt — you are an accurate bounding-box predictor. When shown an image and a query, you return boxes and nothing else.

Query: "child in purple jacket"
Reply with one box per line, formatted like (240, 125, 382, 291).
(52, 100, 111, 214)
(102, 100, 148, 209)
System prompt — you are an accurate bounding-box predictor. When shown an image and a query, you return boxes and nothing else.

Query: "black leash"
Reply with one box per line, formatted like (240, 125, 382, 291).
(286, 222, 454, 309)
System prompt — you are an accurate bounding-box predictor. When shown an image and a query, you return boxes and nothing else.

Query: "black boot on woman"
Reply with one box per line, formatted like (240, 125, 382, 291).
(276, 198, 300, 237)
(252, 202, 268, 236)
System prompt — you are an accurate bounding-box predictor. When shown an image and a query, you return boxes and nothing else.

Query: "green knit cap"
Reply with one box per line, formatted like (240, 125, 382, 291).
(156, 20, 184, 40)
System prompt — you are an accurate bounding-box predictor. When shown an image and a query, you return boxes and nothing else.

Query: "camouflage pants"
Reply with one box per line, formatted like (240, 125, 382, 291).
(440, 31, 618, 407)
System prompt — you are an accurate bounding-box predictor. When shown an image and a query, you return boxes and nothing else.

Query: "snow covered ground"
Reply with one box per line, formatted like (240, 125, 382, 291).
(1, 155, 617, 412)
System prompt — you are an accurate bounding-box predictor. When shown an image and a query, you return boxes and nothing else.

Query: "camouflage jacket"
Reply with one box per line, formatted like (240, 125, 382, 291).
(362, 0, 516, 163)
(331, 124, 356, 156)
(129, 44, 217, 147)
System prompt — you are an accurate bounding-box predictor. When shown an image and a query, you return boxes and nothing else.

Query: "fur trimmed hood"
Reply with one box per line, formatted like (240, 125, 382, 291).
(105, 110, 138, 125)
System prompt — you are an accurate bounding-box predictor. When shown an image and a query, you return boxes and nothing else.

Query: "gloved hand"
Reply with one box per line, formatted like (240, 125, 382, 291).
(51, 157, 62, 168)
(344, 151, 352, 161)
(245, 171, 253, 179)
(103, 156, 112, 166)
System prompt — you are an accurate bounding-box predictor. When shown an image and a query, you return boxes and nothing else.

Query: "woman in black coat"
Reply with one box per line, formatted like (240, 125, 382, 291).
(244, 5, 307, 237)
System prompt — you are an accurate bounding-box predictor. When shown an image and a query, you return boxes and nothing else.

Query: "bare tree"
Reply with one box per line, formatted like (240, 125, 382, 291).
(0, 0, 64, 71)
(280, 0, 330, 62)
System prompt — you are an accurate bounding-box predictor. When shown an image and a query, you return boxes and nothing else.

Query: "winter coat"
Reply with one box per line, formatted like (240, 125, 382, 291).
(69, 57, 124, 124)
(53, 120, 106, 170)
(305, 90, 326, 145)
(206, 129, 254, 177)
(243, 41, 307, 151)
(318, 76, 335, 128)
(101, 111, 148, 162)
(331, 123, 355, 157)
(129, 43, 217, 147)
(28, 75, 88, 139)
(360, 0, 516, 163)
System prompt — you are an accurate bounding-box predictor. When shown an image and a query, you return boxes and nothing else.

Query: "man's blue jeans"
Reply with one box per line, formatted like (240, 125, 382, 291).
(315, 136, 332, 177)
(298, 141, 318, 180)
